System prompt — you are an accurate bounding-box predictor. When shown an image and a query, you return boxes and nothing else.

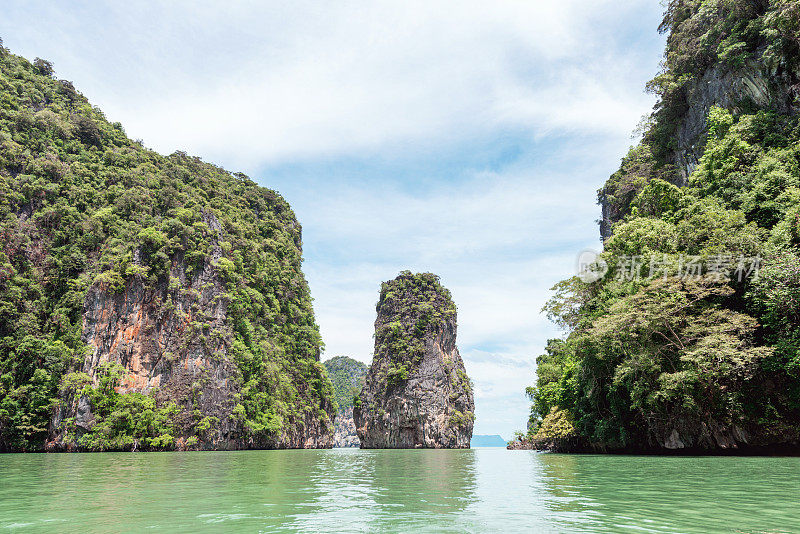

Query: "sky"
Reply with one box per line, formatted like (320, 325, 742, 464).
(1, 0, 666, 439)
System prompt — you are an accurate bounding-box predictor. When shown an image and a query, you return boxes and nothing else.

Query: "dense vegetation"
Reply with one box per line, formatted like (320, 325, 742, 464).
(323, 356, 367, 411)
(373, 271, 457, 385)
(0, 41, 334, 451)
(524, 1, 800, 451)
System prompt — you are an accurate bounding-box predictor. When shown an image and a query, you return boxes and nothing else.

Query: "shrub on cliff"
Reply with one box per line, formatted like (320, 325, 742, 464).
(374, 271, 456, 386)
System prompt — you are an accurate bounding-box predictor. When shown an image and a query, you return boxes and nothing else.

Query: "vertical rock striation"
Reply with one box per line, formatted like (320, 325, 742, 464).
(354, 271, 474, 448)
(598, 2, 800, 242)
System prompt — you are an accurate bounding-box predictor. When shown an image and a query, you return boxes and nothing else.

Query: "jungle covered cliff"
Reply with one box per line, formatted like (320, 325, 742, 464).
(0, 41, 335, 451)
(522, 0, 800, 453)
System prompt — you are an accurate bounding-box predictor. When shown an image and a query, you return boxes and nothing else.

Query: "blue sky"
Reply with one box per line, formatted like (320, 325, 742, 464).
(2, 0, 666, 439)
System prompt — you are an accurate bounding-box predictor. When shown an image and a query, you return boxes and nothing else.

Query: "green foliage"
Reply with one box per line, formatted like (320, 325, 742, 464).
(749, 250, 800, 338)
(373, 271, 456, 386)
(448, 410, 474, 428)
(631, 178, 684, 219)
(599, 144, 679, 227)
(583, 276, 770, 444)
(323, 356, 367, 411)
(0, 45, 334, 450)
(691, 108, 800, 230)
(526, 339, 580, 430)
(58, 363, 179, 451)
(541, 278, 598, 331)
(534, 408, 576, 441)
(606, 218, 679, 257)
(533, 108, 800, 447)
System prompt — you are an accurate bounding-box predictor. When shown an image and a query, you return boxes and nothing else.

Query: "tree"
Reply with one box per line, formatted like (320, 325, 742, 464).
(587, 276, 771, 444)
(33, 57, 54, 77)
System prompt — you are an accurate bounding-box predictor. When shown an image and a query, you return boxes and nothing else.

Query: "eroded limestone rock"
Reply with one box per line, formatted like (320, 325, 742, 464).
(354, 272, 474, 448)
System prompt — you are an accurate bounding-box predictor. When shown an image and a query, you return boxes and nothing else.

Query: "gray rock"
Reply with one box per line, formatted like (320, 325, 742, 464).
(354, 272, 474, 448)
(600, 55, 799, 242)
(332, 407, 360, 447)
(51, 210, 333, 450)
(74, 396, 94, 431)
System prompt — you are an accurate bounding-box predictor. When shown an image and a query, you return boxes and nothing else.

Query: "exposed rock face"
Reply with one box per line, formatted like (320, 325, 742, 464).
(81, 211, 230, 394)
(508, 422, 797, 454)
(48, 209, 335, 450)
(669, 60, 791, 183)
(650, 419, 753, 451)
(63, 217, 239, 447)
(332, 407, 360, 448)
(599, 28, 800, 242)
(354, 272, 474, 449)
(506, 439, 531, 451)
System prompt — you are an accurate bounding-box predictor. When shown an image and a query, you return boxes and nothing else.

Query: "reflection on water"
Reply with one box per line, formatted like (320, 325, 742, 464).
(0, 449, 799, 533)
(286, 449, 477, 532)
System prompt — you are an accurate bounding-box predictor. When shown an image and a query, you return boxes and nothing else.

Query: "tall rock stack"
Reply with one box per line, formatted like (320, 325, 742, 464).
(354, 271, 474, 448)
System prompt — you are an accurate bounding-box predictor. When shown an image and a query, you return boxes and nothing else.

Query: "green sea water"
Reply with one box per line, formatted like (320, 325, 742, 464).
(0, 448, 798, 533)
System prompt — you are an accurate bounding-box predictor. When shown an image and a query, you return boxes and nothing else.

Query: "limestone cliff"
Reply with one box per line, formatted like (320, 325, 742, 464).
(526, 2, 800, 454)
(599, 1, 800, 240)
(0, 44, 335, 451)
(354, 272, 474, 449)
(50, 209, 334, 450)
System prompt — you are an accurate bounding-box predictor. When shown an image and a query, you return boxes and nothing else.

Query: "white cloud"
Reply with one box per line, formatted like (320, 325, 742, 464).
(302, 170, 598, 350)
(2, 0, 659, 167)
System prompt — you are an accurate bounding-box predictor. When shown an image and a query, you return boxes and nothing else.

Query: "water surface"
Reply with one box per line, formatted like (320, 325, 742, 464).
(0, 449, 797, 533)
